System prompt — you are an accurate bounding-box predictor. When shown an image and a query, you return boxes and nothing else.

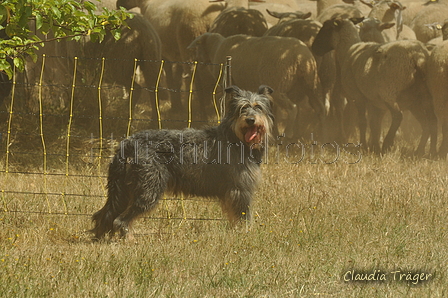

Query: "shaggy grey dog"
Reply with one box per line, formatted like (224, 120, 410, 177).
(91, 85, 274, 240)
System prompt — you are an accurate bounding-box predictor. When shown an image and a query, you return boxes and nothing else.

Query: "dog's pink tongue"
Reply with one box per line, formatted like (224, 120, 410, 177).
(245, 126, 258, 143)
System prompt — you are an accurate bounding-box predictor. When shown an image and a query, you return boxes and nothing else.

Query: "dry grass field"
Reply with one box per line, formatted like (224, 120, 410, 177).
(1, 142, 447, 297)
(3, 30, 445, 297)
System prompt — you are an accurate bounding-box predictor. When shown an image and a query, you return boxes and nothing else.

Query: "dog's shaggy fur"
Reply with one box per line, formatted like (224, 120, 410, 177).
(91, 85, 274, 240)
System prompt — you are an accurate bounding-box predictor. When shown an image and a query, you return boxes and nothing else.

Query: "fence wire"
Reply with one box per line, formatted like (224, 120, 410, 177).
(1, 54, 229, 222)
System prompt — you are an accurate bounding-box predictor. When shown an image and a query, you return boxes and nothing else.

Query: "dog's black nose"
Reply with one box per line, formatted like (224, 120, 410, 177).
(245, 117, 255, 125)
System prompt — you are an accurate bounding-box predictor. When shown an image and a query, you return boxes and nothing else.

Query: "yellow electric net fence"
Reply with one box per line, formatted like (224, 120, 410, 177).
(0, 54, 227, 229)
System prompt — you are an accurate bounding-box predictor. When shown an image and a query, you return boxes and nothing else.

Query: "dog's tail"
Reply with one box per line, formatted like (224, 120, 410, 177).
(91, 139, 133, 240)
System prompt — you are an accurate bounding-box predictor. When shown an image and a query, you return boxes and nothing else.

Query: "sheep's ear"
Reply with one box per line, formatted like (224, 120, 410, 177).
(380, 22, 395, 31)
(350, 17, 365, 25)
(225, 85, 242, 97)
(332, 18, 344, 27)
(388, 2, 403, 10)
(266, 9, 282, 19)
(359, 0, 374, 8)
(313, 19, 337, 56)
(187, 35, 202, 50)
(301, 12, 312, 19)
(258, 85, 274, 96)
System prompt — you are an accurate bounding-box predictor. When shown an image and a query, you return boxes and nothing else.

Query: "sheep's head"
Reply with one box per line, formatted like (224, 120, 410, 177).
(358, 17, 395, 43)
(312, 18, 344, 56)
(312, 17, 363, 56)
(443, 20, 448, 40)
(187, 33, 212, 63)
(266, 9, 312, 24)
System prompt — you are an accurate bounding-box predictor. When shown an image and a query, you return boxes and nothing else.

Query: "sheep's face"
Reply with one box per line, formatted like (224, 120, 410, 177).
(188, 34, 211, 63)
(312, 19, 342, 56)
(312, 18, 363, 56)
(443, 21, 448, 40)
(358, 18, 395, 43)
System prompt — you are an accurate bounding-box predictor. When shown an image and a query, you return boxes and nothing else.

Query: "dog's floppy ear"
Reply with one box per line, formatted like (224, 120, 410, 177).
(225, 85, 243, 97)
(258, 85, 274, 95)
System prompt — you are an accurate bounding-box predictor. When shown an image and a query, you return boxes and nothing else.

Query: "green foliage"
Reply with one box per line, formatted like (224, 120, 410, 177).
(0, 0, 133, 79)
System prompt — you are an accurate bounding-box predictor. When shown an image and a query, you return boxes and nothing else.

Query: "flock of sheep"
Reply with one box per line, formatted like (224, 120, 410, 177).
(18, 0, 448, 157)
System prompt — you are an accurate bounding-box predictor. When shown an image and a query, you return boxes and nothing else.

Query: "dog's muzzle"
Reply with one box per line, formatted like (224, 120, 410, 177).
(244, 124, 265, 145)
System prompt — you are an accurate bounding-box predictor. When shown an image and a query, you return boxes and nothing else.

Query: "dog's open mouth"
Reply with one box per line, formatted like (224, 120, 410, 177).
(244, 125, 264, 144)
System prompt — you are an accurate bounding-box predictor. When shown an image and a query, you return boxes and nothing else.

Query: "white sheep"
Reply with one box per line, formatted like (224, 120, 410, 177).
(265, 10, 313, 24)
(427, 19, 448, 157)
(426, 18, 448, 45)
(364, 0, 417, 41)
(358, 17, 396, 43)
(209, 0, 308, 28)
(264, 10, 320, 48)
(361, 0, 406, 41)
(316, 2, 364, 23)
(81, 13, 162, 105)
(116, 0, 225, 62)
(208, 5, 268, 37)
(313, 2, 365, 143)
(247, 0, 309, 27)
(188, 32, 326, 140)
(23, 13, 162, 121)
(313, 0, 371, 18)
(210, 0, 306, 30)
(312, 18, 437, 155)
(410, 4, 448, 43)
(263, 10, 329, 138)
(116, 0, 227, 117)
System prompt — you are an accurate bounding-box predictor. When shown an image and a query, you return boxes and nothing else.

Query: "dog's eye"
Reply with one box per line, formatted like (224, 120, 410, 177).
(254, 105, 262, 111)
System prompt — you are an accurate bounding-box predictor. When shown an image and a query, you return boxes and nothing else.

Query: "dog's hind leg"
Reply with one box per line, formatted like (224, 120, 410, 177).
(112, 166, 169, 239)
(91, 155, 129, 240)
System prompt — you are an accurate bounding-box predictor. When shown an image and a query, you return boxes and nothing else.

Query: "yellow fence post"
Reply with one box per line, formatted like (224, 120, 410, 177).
(62, 56, 78, 215)
(187, 61, 198, 129)
(98, 58, 106, 194)
(38, 54, 50, 213)
(126, 58, 138, 138)
(154, 60, 164, 130)
(213, 63, 224, 124)
(2, 64, 17, 212)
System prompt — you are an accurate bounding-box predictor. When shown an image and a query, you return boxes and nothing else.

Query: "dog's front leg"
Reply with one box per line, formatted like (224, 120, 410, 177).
(222, 188, 252, 224)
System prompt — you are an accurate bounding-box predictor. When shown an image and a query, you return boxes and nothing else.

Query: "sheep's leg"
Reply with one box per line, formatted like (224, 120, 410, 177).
(342, 99, 358, 141)
(409, 102, 437, 157)
(278, 93, 299, 140)
(331, 81, 347, 143)
(306, 87, 327, 142)
(193, 68, 215, 123)
(133, 83, 157, 129)
(440, 119, 448, 158)
(284, 103, 299, 140)
(355, 100, 368, 150)
(368, 105, 385, 154)
(166, 63, 185, 118)
(438, 101, 448, 158)
(382, 103, 403, 153)
(425, 106, 438, 157)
